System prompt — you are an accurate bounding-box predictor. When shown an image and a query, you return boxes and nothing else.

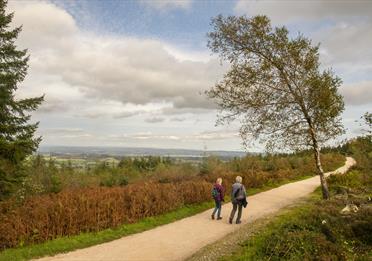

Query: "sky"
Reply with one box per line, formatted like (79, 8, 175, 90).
(6, 0, 372, 152)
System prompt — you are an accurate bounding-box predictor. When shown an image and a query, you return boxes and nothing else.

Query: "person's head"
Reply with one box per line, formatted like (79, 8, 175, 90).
(216, 178, 222, 185)
(235, 176, 242, 183)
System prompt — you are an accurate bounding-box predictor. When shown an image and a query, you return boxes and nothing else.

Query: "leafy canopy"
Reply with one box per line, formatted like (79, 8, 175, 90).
(207, 15, 344, 151)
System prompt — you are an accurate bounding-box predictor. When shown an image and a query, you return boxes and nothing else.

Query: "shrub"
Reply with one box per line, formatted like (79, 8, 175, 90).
(0, 180, 211, 249)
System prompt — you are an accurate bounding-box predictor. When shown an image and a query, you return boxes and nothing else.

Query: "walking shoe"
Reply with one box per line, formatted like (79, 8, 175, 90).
(211, 215, 215, 220)
(236, 220, 241, 224)
(217, 217, 222, 220)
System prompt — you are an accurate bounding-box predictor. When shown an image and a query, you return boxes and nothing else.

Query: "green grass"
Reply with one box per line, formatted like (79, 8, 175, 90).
(220, 170, 372, 261)
(219, 197, 319, 261)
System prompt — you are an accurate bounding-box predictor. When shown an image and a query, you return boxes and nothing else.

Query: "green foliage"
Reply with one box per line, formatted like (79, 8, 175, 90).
(120, 156, 173, 172)
(0, 0, 44, 200)
(337, 135, 372, 172)
(206, 15, 344, 151)
(224, 189, 371, 260)
(362, 112, 372, 135)
(199, 156, 222, 176)
(222, 149, 371, 261)
(206, 15, 345, 199)
(11, 152, 344, 200)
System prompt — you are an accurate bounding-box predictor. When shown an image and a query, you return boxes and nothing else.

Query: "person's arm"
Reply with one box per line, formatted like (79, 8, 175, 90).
(243, 185, 247, 197)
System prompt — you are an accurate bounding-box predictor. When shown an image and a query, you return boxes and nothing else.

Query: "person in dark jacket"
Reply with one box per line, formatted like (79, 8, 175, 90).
(211, 178, 225, 220)
(229, 176, 247, 224)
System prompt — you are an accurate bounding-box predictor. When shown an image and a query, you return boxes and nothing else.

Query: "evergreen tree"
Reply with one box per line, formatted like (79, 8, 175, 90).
(0, 0, 44, 199)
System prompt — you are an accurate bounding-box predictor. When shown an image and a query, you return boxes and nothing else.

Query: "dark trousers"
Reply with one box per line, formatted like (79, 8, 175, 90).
(212, 200, 222, 217)
(229, 202, 243, 222)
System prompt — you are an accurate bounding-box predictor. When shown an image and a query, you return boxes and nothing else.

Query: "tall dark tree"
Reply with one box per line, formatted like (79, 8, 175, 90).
(207, 15, 345, 199)
(0, 0, 44, 199)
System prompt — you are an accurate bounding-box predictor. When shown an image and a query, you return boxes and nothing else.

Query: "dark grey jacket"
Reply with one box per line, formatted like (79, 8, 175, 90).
(231, 182, 246, 204)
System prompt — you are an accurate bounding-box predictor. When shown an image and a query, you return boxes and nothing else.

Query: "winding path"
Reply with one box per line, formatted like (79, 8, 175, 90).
(36, 157, 355, 261)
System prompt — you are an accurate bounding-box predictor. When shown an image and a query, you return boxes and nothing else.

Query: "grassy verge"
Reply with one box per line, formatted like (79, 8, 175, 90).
(0, 171, 320, 261)
(219, 170, 372, 261)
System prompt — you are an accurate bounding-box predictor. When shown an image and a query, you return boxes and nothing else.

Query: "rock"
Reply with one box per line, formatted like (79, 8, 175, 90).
(340, 204, 359, 214)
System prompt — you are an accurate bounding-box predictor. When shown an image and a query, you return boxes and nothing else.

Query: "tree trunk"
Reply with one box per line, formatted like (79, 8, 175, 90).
(313, 140, 330, 200)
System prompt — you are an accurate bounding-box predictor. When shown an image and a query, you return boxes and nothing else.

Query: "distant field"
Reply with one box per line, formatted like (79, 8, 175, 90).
(31, 154, 236, 170)
(27, 155, 120, 170)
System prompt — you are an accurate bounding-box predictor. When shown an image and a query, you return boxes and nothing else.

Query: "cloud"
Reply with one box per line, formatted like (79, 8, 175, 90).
(8, 0, 222, 115)
(138, 0, 192, 10)
(170, 117, 186, 122)
(143, 130, 238, 141)
(37, 97, 68, 113)
(144, 117, 166, 123)
(38, 128, 93, 139)
(107, 130, 239, 142)
(234, 0, 372, 70)
(121, 132, 181, 141)
(234, 0, 372, 110)
(234, 1, 372, 24)
(41, 128, 85, 135)
(340, 81, 372, 106)
(189, 130, 239, 141)
(312, 21, 372, 68)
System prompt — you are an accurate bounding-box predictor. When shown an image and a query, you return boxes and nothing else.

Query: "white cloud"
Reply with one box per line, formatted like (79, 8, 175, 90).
(8, 0, 370, 150)
(234, 0, 372, 24)
(170, 117, 186, 122)
(9, 0, 222, 115)
(144, 117, 166, 123)
(233, 0, 372, 110)
(189, 130, 239, 141)
(118, 129, 239, 142)
(138, 0, 192, 10)
(340, 81, 372, 106)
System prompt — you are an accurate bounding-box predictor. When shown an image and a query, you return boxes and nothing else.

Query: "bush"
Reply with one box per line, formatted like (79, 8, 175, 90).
(0, 180, 211, 249)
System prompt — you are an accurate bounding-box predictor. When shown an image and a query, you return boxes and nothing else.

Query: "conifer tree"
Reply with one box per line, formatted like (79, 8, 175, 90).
(0, 0, 44, 199)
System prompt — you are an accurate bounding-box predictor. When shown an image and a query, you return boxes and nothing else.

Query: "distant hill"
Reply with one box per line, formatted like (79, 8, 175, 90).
(38, 146, 250, 158)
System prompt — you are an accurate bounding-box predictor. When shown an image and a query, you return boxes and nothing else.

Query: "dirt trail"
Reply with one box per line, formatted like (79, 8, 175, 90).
(36, 157, 355, 261)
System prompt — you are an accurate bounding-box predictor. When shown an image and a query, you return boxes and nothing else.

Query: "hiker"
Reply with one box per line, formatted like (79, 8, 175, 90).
(211, 178, 225, 220)
(229, 176, 247, 224)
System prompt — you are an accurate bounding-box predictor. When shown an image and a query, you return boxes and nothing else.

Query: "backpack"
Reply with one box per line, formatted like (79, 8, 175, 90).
(234, 185, 245, 201)
(212, 186, 219, 199)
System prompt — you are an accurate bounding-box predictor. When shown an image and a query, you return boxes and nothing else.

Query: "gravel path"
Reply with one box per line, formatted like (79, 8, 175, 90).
(35, 157, 355, 261)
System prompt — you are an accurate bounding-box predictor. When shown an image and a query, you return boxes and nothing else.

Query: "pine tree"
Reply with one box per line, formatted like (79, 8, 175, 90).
(0, 0, 44, 199)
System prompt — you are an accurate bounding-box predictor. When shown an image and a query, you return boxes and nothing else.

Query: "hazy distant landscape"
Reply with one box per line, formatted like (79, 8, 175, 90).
(36, 146, 249, 169)
(38, 145, 248, 158)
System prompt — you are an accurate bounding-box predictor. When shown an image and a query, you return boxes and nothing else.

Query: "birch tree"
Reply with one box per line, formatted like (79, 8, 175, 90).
(207, 15, 345, 199)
